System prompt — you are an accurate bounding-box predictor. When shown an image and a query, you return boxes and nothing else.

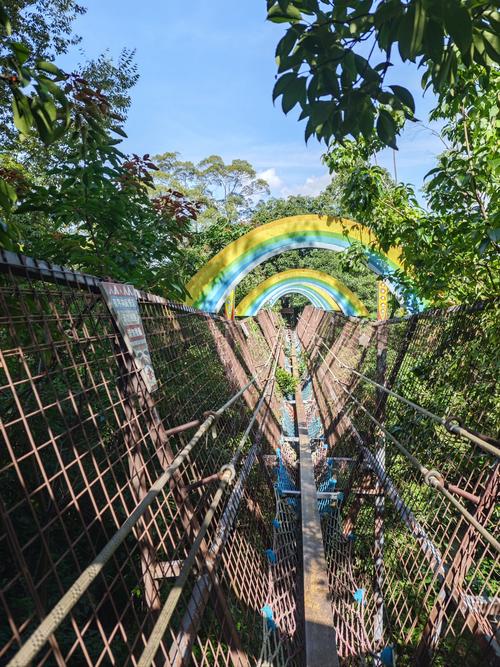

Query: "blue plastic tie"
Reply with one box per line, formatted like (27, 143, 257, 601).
(265, 549, 277, 564)
(272, 519, 281, 529)
(353, 588, 365, 604)
(380, 646, 394, 666)
(347, 532, 356, 541)
(261, 604, 276, 630)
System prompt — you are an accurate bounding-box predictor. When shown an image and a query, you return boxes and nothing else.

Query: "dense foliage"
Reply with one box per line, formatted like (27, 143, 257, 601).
(0, 1, 197, 297)
(267, 0, 499, 148)
(323, 66, 499, 303)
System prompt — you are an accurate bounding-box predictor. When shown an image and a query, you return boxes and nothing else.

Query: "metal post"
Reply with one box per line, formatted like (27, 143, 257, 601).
(373, 323, 388, 648)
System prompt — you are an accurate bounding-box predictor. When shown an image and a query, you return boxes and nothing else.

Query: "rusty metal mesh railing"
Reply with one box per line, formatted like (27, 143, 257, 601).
(0, 251, 300, 667)
(297, 302, 499, 666)
(1, 247, 498, 667)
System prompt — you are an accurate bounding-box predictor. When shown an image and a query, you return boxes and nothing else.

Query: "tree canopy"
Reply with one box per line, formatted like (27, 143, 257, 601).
(267, 0, 500, 148)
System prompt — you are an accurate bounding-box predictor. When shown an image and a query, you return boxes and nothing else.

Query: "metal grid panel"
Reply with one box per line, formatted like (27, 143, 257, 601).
(298, 302, 499, 666)
(0, 255, 297, 667)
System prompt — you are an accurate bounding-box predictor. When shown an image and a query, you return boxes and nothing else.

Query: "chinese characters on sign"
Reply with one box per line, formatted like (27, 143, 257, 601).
(377, 281, 389, 321)
(100, 282, 158, 392)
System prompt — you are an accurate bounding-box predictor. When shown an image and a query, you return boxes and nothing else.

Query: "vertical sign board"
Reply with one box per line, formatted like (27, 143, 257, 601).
(377, 281, 389, 321)
(224, 289, 235, 320)
(100, 282, 158, 392)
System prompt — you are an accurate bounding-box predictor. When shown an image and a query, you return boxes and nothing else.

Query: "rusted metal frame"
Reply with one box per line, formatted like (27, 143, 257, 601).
(0, 496, 67, 666)
(362, 442, 500, 658)
(413, 463, 500, 666)
(166, 454, 259, 667)
(207, 318, 258, 402)
(257, 310, 286, 369)
(323, 354, 500, 554)
(371, 298, 496, 326)
(0, 284, 148, 663)
(296, 313, 340, 449)
(0, 248, 231, 323)
(0, 288, 149, 664)
(141, 339, 282, 667)
(374, 316, 418, 420)
(321, 337, 500, 459)
(306, 349, 448, 578)
(164, 337, 282, 667)
(291, 341, 339, 667)
(111, 315, 248, 665)
(300, 320, 362, 451)
(5, 360, 264, 667)
(302, 317, 373, 448)
(207, 317, 282, 449)
(109, 306, 218, 621)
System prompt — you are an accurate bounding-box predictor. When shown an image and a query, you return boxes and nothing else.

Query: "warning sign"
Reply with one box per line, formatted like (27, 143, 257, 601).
(100, 282, 158, 392)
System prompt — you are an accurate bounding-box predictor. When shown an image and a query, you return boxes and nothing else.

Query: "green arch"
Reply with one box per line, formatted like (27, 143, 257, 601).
(186, 215, 418, 312)
(235, 269, 368, 317)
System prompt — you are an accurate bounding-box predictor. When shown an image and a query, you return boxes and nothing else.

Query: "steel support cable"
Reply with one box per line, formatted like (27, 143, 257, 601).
(6, 337, 281, 667)
(137, 333, 284, 667)
(311, 332, 500, 459)
(315, 348, 500, 555)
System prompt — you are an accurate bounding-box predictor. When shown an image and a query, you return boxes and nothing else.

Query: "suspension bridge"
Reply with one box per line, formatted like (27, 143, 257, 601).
(0, 218, 498, 666)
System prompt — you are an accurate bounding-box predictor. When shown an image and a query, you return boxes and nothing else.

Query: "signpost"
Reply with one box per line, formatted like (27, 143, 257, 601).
(100, 282, 158, 392)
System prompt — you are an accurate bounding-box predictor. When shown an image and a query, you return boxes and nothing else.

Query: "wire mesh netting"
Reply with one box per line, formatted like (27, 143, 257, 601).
(297, 302, 499, 666)
(0, 249, 498, 667)
(0, 253, 300, 667)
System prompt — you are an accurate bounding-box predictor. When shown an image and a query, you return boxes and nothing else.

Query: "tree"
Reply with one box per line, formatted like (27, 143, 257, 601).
(197, 155, 270, 220)
(323, 66, 500, 304)
(267, 0, 500, 147)
(0, 0, 85, 139)
(153, 152, 270, 224)
(0, 1, 199, 298)
(251, 186, 341, 224)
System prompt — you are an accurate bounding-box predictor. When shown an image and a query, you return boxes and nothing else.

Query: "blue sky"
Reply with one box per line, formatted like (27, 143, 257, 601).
(59, 1, 444, 203)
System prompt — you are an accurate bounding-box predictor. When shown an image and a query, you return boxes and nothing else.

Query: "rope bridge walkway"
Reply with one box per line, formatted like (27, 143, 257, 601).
(0, 250, 498, 666)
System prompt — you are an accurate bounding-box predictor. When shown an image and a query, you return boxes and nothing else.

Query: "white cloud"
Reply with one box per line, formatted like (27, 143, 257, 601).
(280, 172, 331, 197)
(257, 167, 283, 189)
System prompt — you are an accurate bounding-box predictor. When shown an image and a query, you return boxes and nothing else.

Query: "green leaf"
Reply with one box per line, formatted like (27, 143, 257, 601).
(281, 76, 307, 113)
(444, 2, 472, 56)
(0, 3, 12, 34)
(424, 19, 444, 63)
(0, 178, 17, 213)
(10, 41, 30, 65)
(487, 228, 500, 243)
(398, 1, 426, 61)
(389, 85, 415, 114)
(272, 72, 296, 102)
(275, 27, 299, 60)
(376, 109, 398, 149)
(268, 3, 302, 23)
(482, 30, 500, 64)
(110, 125, 127, 138)
(36, 60, 66, 78)
(11, 94, 33, 136)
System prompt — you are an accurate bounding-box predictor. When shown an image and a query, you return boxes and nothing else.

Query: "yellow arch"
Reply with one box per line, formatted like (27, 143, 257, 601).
(185, 215, 415, 312)
(235, 269, 368, 317)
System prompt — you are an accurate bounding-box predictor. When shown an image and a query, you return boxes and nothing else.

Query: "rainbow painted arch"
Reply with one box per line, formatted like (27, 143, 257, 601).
(186, 214, 419, 312)
(235, 269, 369, 317)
